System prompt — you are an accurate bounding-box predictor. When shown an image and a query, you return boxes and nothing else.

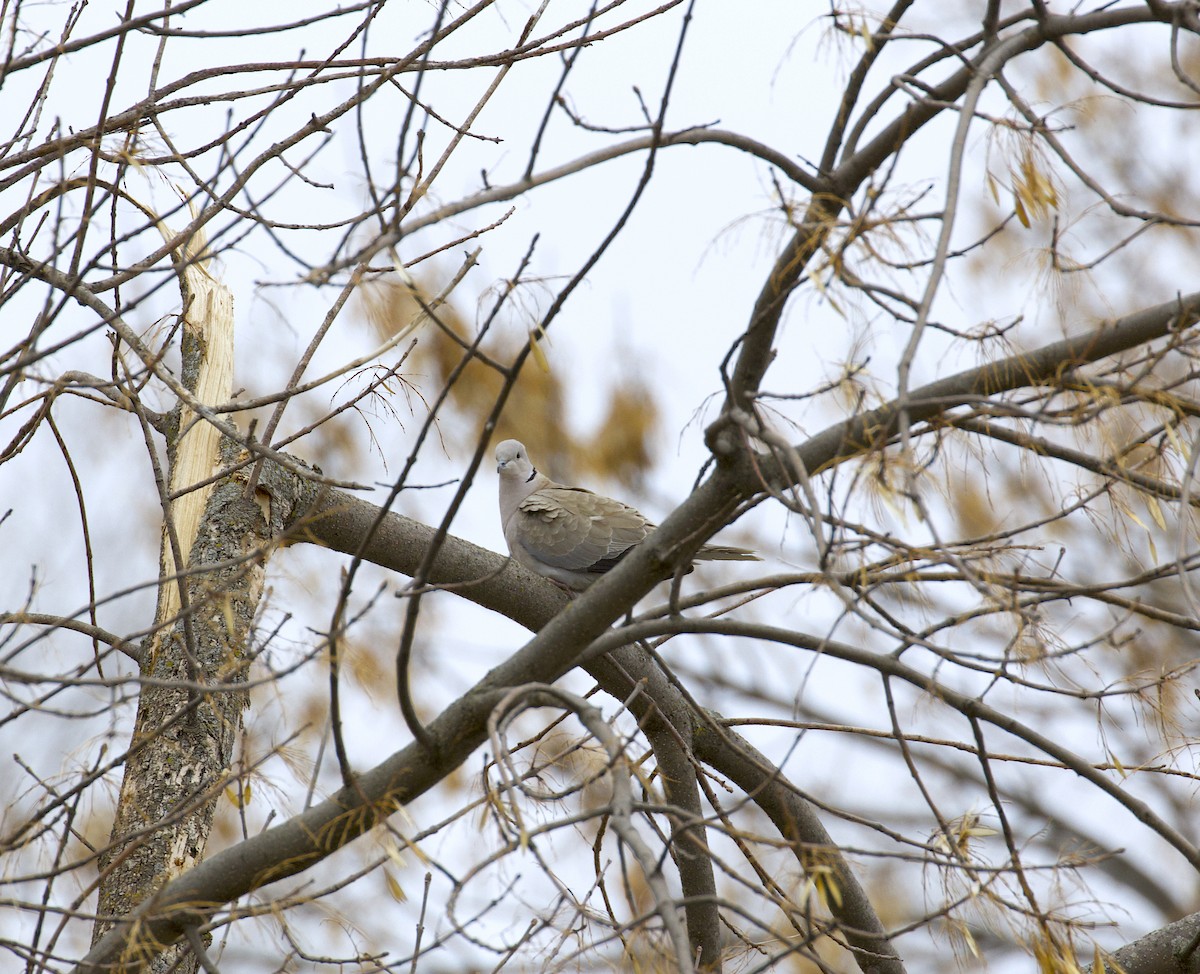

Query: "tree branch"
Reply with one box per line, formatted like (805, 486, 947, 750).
(720, 291, 1200, 492)
(1099, 911, 1200, 974)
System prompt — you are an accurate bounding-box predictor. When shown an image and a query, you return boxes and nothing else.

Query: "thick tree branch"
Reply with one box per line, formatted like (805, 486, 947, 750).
(716, 291, 1200, 492)
(1098, 911, 1200, 974)
(593, 649, 724, 971)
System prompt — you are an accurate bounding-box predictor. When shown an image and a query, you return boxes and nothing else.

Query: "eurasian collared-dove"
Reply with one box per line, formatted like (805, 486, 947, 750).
(495, 439, 758, 591)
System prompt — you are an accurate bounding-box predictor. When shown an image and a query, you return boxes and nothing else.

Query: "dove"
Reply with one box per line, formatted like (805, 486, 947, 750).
(495, 438, 758, 591)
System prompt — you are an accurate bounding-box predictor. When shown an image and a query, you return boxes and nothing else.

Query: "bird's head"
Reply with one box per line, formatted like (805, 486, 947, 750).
(495, 439, 536, 484)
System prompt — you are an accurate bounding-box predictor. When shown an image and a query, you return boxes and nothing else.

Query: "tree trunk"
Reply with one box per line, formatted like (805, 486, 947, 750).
(92, 245, 265, 973)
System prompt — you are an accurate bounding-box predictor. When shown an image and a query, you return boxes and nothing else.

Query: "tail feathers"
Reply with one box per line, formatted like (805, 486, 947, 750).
(695, 544, 759, 562)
